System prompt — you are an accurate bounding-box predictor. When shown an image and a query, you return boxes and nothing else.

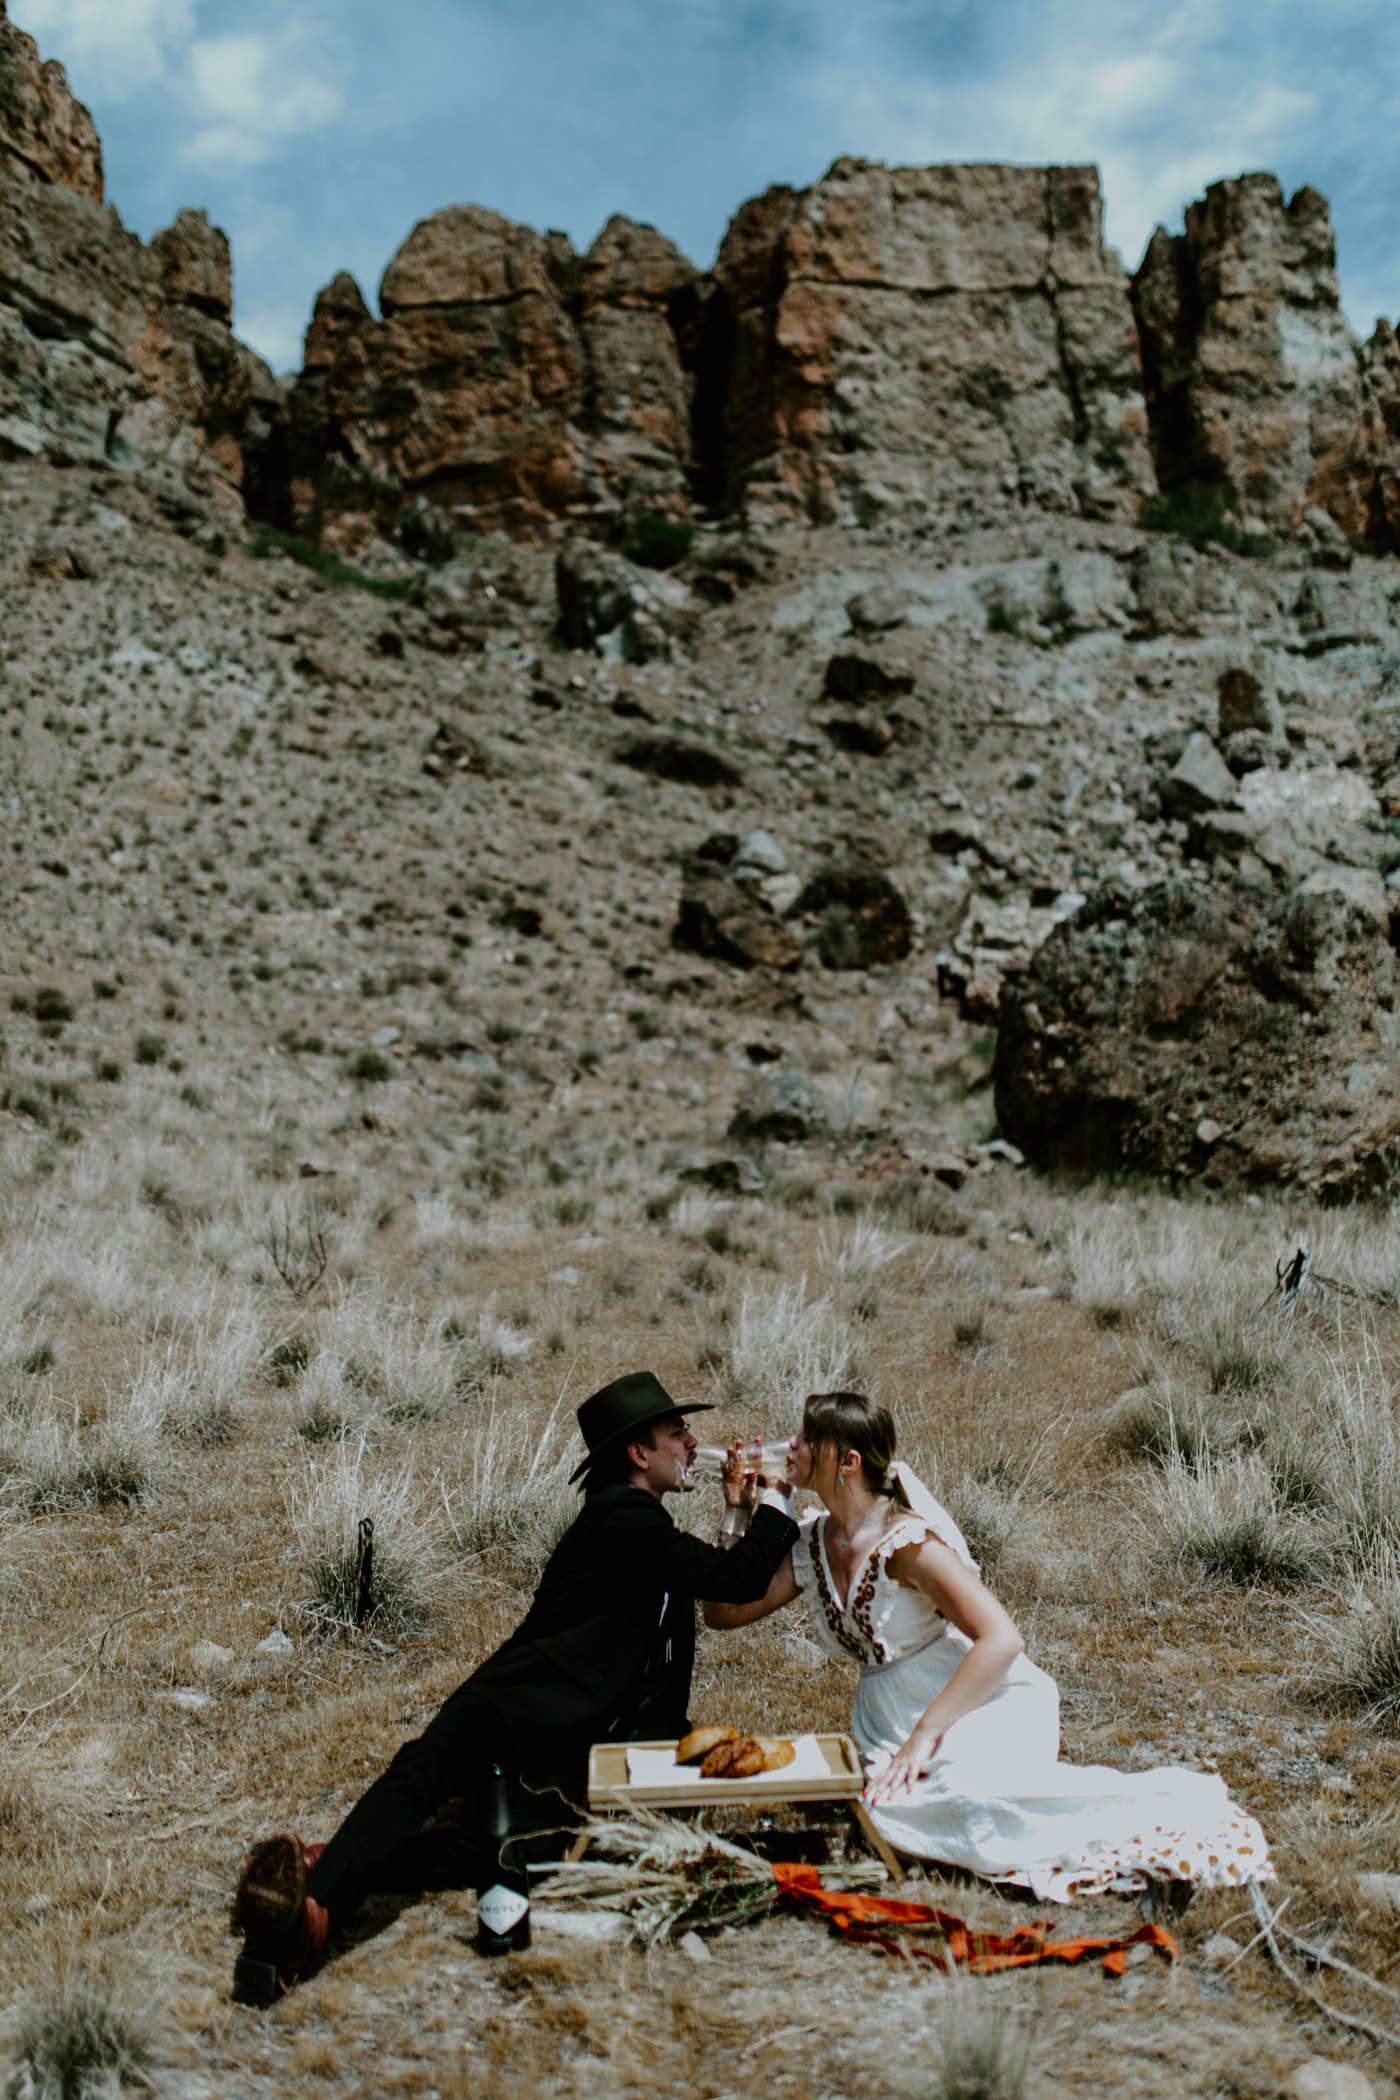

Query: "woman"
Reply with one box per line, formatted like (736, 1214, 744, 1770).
(704, 1391, 1271, 1902)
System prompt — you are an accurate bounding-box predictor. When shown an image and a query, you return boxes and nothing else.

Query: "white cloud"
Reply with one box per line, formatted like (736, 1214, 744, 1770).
(182, 30, 341, 170)
(12, 0, 194, 94)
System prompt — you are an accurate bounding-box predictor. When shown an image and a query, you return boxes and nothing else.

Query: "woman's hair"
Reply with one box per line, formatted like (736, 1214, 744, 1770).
(802, 1392, 912, 1511)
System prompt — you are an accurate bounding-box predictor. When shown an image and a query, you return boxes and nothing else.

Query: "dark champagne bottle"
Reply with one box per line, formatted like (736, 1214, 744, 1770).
(476, 1765, 531, 1954)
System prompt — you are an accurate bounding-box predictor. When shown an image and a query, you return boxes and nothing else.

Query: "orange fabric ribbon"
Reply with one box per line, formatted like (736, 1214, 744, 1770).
(771, 1863, 1180, 1976)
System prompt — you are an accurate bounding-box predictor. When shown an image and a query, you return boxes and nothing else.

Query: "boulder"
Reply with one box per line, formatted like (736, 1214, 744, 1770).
(821, 712, 894, 756)
(1162, 734, 1237, 817)
(616, 734, 741, 792)
(1218, 663, 1284, 746)
(787, 860, 912, 969)
(1132, 174, 1400, 548)
(555, 542, 696, 661)
(822, 652, 915, 702)
(676, 837, 801, 970)
(712, 157, 1155, 525)
(943, 889, 1085, 1020)
(994, 879, 1400, 1199)
(0, 9, 264, 514)
(728, 1070, 822, 1143)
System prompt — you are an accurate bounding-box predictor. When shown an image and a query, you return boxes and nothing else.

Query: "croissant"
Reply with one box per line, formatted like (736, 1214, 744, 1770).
(676, 1725, 739, 1766)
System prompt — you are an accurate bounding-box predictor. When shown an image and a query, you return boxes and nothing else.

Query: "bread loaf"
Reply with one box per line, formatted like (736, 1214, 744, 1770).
(700, 1734, 767, 1778)
(676, 1725, 739, 1766)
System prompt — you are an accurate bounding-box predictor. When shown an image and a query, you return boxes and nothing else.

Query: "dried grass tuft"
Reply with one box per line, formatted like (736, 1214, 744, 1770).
(914, 1982, 1037, 2100)
(288, 1443, 441, 1634)
(2, 1950, 165, 2100)
(449, 1396, 578, 1586)
(0, 1387, 161, 1513)
(721, 1279, 866, 1406)
(1327, 1565, 1400, 1727)
(1147, 1453, 1332, 1588)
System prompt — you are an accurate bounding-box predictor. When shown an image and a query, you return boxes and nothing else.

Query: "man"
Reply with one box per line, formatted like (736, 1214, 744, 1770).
(232, 1370, 797, 2001)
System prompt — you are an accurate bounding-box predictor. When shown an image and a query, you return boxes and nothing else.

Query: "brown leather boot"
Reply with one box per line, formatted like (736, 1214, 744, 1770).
(232, 1834, 332, 2005)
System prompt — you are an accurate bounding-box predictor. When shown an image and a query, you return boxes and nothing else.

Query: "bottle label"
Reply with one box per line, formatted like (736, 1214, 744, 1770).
(478, 1884, 529, 1935)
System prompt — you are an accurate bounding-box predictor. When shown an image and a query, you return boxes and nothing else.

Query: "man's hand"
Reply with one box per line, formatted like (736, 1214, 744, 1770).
(863, 1724, 944, 1806)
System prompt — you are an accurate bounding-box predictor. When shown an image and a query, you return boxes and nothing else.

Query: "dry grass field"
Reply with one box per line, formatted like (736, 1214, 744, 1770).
(5, 455, 1400, 2095)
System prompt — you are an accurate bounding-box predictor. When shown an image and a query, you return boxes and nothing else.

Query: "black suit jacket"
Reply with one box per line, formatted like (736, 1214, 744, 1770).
(468, 1485, 798, 1783)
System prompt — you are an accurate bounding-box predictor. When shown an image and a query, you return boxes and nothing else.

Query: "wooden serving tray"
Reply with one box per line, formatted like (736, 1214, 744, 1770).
(587, 1732, 866, 1809)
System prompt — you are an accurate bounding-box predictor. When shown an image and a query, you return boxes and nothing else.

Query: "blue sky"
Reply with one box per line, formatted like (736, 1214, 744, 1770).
(14, 0, 1400, 373)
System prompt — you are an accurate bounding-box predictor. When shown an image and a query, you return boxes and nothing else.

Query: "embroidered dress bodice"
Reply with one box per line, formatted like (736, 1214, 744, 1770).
(792, 1511, 954, 1668)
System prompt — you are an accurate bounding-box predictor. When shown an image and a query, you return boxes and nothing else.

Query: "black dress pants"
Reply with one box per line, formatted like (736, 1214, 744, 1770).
(305, 1680, 515, 1924)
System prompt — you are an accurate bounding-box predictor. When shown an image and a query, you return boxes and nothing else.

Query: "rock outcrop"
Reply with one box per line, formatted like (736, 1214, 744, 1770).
(994, 880, 1400, 1199)
(270, 206, 702, 547)
(0, 0, 269, 516)
(1133, 174, 1400, 549)
(710, 158, 1155, 527)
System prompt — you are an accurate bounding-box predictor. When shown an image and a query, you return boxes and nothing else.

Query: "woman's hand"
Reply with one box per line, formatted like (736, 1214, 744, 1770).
(864, 1724, 944, 1806)
(720, 1440, 759, 1513)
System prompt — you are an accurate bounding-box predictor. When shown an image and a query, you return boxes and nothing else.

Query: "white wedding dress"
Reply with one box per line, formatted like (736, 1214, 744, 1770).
(792, 1498, 1273, 1903)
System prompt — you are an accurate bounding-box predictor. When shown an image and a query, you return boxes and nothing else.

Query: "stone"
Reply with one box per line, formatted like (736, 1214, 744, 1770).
(616, 734, 742, 792)
(929, 813, 983, 856)
(555, 543, 696, 662)
(821, 712, 894, 756)
(944, 890, 1084, 1020)
(1299, 866, 1389, 924)
(787, 861, 913, 969)
(549, 1266, 581, 1287)
(1218, 663, 1285, 746)
(371, 1026, 402, 1048)
(1221, 729, 1281, 778)
(995, 879, 1400, 1199)
(713, 158, 1154, 526)
(822, 652, 915, 702)
(1285, 2061, 1376, 2100)
(679, 1929, 711, 1963)
(1162, 734, 1237, 817)
(728, 1070, 822, 1144)
(1238, 764, 1386, 877)
(1199, 1930, 1239, 1965)
(256, 1629, 294, 1657)
(1133, 174, 1400, 549)
(677, 868, 801, 972)
(189, 1639, 234, 1676)
(732, 829, 787, 876)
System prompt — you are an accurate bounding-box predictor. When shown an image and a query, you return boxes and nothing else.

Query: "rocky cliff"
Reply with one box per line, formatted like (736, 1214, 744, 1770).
(711, 158, 1155, 528)
(262, 205, 702, 548)
(7, 1, 1400, 555)
(0, 0, 269, 518)
(1133, 173, 1400, 549)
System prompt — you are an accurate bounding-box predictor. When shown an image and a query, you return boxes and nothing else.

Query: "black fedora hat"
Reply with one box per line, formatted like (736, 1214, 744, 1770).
(569, 1370, 713, 1484)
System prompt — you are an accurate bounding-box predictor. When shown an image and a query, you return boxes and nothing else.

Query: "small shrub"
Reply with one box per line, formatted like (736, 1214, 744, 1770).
(985, 600, 1026, 636)
(247, 526, 417, 600)
(620, 511, 693, 571)
(33, 986, 72, 1025)
(553, 1196, 593, 1227)
(133, 1034, 166, 1066)
(1139, 482, 1276, 557)
(92, 977, 118, 999)
(96, 1059, 122, 1083)
(347, 1048, 391, 1083)
(450, 1403, 577, 1585)
(268, 1334, 314, 1385)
